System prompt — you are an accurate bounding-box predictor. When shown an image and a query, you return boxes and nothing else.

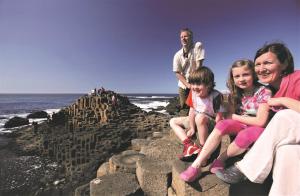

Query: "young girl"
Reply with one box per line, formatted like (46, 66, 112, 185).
(170, 66, 224, 161)
(180, 59, 273, 182)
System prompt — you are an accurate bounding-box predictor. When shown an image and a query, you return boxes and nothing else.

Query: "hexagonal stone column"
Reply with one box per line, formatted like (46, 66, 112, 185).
(172, 160, 229, 196)
(90, 173, 142, 196)
(136, 156, 172, 196)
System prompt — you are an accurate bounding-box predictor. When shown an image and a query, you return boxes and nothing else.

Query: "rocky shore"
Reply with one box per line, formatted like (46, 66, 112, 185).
(0, 91, 171, 196)
(0, 91, 272, 196)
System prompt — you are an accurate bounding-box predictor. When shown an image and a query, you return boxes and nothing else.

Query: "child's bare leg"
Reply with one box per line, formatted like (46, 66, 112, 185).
(170, 116, 188, 142)
(191, 128, 223, 168)
(195, 113, 209, 146)
(218, 142, 246, 161)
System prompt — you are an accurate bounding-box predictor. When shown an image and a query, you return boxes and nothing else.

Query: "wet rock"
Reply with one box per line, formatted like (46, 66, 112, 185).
(165, 97, 179, 115)
(166, 96, 189, 116)
(50, 110, 68, 126)
(4, 116, 29, 128)
(27, 111, 48, 119)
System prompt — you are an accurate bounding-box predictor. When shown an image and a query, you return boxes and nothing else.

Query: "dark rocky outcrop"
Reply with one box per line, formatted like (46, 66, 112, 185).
(1, 90, 170, 195)
(4, 116, 29, 128)
(49, 110, 68, 126)
(166, 96, 179, 115)
(165, 96, 189, 116)
(27, 111, 48, 119)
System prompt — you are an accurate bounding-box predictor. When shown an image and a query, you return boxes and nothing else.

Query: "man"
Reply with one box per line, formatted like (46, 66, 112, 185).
(173, 28, 205, 109)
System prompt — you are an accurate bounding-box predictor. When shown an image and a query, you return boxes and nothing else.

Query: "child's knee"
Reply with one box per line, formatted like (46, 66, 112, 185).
(169, 118, 175, 127)
(234, 132, 252, 149)
(211, 128, 223, 137)
(195, 113, 208, 124)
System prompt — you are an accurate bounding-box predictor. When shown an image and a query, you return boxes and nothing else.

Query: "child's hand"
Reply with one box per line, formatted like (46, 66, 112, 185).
(186, 128, 195, 137)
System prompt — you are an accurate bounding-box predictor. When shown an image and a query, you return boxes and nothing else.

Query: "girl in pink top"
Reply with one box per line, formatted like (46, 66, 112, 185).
(180, 59, 273, 182)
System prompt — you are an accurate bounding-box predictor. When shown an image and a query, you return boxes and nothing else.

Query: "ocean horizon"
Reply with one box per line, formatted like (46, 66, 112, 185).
(0, 93, 177, 133)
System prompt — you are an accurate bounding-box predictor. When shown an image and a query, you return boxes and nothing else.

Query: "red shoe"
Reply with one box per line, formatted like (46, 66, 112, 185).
(178, 143, 201, 161)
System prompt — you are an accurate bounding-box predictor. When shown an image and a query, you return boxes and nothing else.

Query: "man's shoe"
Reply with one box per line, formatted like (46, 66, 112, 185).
(215, 165, 247, 184)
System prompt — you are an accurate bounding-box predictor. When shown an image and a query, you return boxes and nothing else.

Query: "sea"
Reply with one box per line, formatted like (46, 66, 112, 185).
(0, 93, 176, 134)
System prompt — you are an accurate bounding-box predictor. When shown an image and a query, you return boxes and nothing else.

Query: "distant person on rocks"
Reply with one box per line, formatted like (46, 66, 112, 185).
(112, 95, 117, 107)
(173, 28, 205, 109)
(101, 87, 105, 93)
(180, 59, 272, 182)
(170, 66, 224, 161)
(216, 42, 300, 196)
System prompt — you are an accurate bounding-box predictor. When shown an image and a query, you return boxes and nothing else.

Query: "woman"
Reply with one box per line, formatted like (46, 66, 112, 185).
(216, 42, 300, 196)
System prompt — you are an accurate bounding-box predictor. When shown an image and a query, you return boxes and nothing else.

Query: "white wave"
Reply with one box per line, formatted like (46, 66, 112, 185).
(0, 108, 62, 133)
(132, 100, 168, 110)
(29, 118, 47, 124)
(45, 109, 61, 116)
(0, 128, 12, 134)
(127, 95, 173, 99)
(0, 113, 30, 119)
(150, 96, 173, 99)
(131, 100, 170, 114)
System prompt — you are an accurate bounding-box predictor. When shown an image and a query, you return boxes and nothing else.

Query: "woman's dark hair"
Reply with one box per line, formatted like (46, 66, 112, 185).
(254, 42, 294, 76)
(188, 66, 215, 94)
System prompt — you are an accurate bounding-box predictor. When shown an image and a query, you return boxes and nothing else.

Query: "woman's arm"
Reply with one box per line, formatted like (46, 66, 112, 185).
(232, 103, 270, 127)
(268, 97, 300, 113)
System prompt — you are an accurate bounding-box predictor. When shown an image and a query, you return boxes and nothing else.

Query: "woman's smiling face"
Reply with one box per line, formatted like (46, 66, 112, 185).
(254, 51, 287, 88)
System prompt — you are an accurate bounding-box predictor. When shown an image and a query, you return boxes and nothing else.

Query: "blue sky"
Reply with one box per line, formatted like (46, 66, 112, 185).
(0, 0, 299, 94)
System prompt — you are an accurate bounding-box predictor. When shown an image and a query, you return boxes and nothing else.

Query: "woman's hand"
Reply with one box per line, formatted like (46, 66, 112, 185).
(268, 98, 284, 107)
(268, 97, 300, 113)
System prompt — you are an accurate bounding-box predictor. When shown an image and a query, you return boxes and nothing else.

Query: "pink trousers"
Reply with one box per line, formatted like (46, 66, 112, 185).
(215, 119, 264, 149)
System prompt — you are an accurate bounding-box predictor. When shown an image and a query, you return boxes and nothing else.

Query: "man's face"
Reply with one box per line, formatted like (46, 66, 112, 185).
(180, 31, 192, 48)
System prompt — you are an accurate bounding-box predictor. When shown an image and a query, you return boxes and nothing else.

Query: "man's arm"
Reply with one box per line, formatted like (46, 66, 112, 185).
(175, 72, 191, 89)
